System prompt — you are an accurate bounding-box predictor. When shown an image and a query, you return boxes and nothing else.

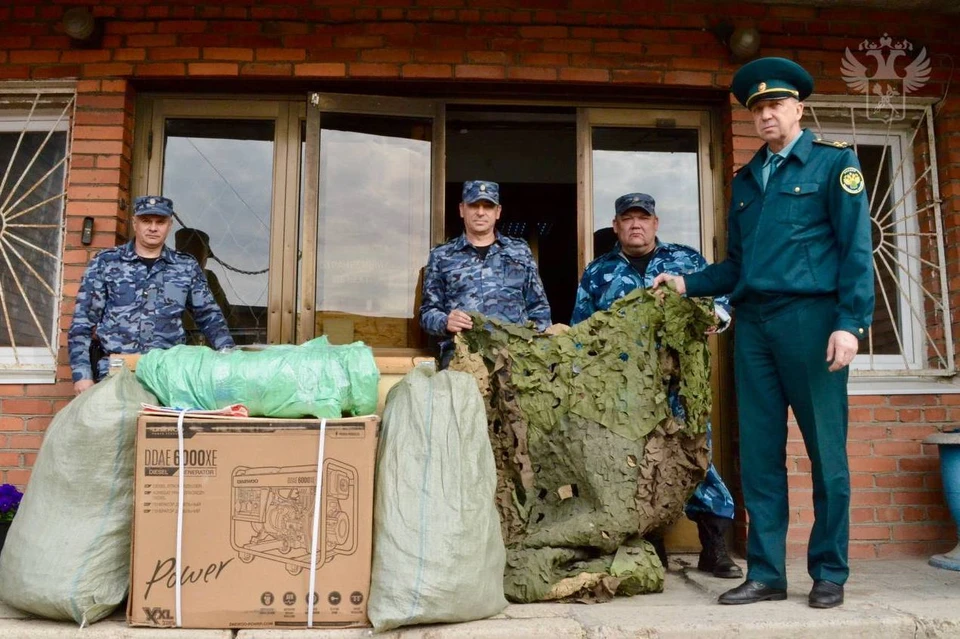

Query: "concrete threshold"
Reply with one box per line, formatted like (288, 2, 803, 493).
(2, 556, 958, 639)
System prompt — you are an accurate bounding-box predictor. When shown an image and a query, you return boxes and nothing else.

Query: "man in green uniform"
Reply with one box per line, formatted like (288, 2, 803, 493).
(653, 57, 874, 609)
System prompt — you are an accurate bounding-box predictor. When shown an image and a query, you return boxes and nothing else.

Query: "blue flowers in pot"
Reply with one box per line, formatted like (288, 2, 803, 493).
(0, 483, 22, 553)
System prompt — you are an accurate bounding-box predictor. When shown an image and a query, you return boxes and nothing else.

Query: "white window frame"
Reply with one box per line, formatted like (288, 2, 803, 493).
(819, 128, 924, 372)
(0, 86, 73, 384)
(807, 98, 954, 392)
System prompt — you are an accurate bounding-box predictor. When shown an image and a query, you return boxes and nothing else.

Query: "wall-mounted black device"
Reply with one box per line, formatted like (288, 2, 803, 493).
(81, 216, 94, 245)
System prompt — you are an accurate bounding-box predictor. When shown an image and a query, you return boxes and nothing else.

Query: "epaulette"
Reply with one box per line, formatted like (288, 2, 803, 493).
(95, 245, 123, 260)
(173, 250, 198, 263)
(813, 138, 849, 149)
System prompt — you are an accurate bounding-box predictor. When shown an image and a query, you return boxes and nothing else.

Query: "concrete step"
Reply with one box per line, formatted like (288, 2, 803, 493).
(1, 557, 958, 638)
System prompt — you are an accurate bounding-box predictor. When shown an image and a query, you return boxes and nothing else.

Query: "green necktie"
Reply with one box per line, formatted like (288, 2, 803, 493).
(764, 154, 784, 190)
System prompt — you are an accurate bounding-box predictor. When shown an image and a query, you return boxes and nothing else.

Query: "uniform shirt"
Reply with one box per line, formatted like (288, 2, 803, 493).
(571, 240, 732, 326)
(684, 128, 875, 338)
(419, 232, 551, 349)
(68, 241, 235, 381)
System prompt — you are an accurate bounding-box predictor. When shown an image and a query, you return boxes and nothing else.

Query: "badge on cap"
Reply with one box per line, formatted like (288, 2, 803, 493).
(480, 184, 486, 191)
(840, 167, 864, 194)
(758, 81, 767, 92)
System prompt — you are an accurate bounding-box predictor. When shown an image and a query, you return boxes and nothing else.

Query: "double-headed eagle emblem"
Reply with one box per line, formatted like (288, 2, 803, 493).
(841, 34, 931, 120)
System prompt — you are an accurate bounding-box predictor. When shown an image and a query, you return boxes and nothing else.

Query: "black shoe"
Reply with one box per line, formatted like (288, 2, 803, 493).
(718, 580, 787, 605)
(694, 515, 744, 579)
(808, 580, 843, 608)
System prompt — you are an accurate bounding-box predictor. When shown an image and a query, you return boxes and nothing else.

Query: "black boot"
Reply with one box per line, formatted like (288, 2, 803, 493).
(649, 535, 669, 569)
(695, 514, 743, 579)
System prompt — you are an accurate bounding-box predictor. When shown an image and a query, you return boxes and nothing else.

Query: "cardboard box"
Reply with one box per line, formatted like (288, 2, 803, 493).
(128, 415, 379, 629)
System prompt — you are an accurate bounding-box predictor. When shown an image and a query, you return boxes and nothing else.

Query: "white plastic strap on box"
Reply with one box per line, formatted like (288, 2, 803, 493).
(307, 417, 327, 629)
(175, 409, 188, 628)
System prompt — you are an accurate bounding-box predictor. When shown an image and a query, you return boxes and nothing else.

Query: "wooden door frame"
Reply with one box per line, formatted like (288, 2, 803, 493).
(300, 93, 444, 344)
(577, 107, 731, 549)
(131, 95, 305, 345)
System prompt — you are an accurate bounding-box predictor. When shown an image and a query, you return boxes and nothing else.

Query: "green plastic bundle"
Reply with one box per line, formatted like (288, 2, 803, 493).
(136, 337, 379, 418)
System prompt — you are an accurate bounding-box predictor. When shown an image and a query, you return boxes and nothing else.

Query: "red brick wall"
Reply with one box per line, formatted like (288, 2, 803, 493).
(0, 77, 133, 485)
(787, 396, 957, 560)
(60, 77, 136, 360)
(0, 1, 958, 557)
(939, 99, 960, 373)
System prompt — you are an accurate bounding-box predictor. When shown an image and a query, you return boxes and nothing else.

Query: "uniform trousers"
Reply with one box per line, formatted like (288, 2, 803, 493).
(734, 294, 850, 589)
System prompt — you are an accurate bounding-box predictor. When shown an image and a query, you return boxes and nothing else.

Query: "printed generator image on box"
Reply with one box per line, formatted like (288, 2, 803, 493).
(231, 462, 359, 576)
(127, 415, 378, 629)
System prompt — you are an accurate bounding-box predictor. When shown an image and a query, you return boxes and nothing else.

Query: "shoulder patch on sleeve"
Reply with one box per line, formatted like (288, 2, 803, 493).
(813, 137, 849, 149)
(839, 166, 865, 194)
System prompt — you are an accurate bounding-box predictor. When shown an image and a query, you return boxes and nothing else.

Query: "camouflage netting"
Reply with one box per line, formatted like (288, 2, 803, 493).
(451, 288, 714, 603)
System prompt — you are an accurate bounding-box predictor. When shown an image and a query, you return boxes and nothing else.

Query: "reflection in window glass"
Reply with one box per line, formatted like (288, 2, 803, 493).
(592, 128, 701, 252)
(857, 144, 900, 356)
(312, 114, 431, 347)
(162, 119, 275, 345)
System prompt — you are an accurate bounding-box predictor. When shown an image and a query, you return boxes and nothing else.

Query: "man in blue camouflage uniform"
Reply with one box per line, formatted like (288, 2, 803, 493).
(572, 192, 742, 579)
(68, 196, 234, 394)
(420, 180, 551, 368)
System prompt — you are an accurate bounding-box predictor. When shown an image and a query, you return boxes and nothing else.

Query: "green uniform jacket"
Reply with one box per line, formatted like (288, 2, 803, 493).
(685, 128, 874, 338)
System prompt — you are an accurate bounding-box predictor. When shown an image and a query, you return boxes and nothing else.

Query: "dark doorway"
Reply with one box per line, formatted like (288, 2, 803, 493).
(444, 107, 579, 325)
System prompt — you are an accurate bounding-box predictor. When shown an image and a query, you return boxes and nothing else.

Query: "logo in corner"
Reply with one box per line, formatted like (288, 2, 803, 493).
(142, 607, 173, 624)
(841, 33, 931, 122)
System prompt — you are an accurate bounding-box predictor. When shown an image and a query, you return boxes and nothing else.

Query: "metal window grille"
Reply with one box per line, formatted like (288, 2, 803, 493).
(0, 85, 74, 382)
(806, 97, 952, 376)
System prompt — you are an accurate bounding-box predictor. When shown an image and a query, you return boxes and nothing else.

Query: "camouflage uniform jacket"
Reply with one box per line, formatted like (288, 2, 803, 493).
(420, 232, 552, 349)
(571, 239, 732, 326)
(68, 241, 234, 382)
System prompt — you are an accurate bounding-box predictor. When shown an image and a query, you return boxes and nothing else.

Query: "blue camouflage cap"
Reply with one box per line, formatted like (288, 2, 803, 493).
(615, 192, 656, 216)
(731, 57, 814, 109)
(133, 195, 174, 217)
(462, 180, 500, 205)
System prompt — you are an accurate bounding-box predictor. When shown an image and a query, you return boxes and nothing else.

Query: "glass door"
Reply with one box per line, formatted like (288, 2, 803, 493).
(577, 109, 718, 269)
(578, 108, 724, 551)
(137, 98, 304, 346)
(299, 94, 444, 350)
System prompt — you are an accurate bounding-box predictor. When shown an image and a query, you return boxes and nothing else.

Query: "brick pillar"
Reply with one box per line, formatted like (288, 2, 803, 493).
(0, 78, 134, 488)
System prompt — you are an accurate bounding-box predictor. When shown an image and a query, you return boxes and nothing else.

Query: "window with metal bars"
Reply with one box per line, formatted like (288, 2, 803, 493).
(806, 98, 952, 377)
(0, 86, 73, 383)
